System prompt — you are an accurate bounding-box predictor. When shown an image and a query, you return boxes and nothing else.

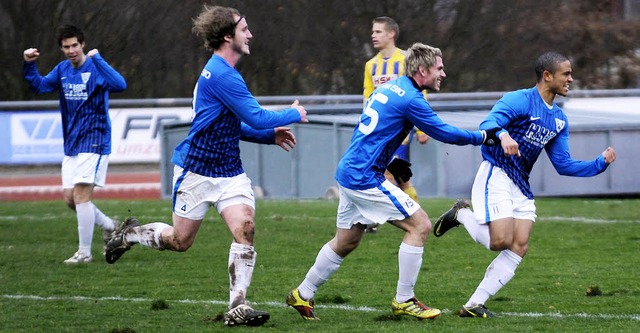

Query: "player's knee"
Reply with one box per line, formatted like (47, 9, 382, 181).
(404, 214, 430, 243)
(419, 219, 431, 236)
(231, 219, 255, 243)
(489, 236, 512, 251)
(510, 243, 528, 257)
(330, 235, 361, 257)
(169, 236, 195, 252)
(341, 240, 360, 255)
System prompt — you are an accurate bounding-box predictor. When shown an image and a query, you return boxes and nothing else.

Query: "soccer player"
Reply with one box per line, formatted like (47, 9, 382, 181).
(286, 43, 499, 321)
(23, 24, 126, 264)
(363, 16, 429, 233)
(104, 5, 307, 327)
(433, 51, 617, 318)
(364, 16, 431, 197)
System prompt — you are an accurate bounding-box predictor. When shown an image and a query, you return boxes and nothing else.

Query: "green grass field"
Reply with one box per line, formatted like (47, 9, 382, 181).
(1, 198, 639, 332)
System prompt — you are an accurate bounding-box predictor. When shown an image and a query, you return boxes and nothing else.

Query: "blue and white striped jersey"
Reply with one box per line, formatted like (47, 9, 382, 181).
(171, 54, 302, 178)
(336, 76, 484, 190)
(480, 87, 608, 198)
(23, 54, 126, 156)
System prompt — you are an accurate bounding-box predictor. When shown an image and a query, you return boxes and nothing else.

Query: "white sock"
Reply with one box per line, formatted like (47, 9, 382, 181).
(93, 205, 116, 231)
(228, 242, 256, 309)
(124, 222, 169, 250)
(458, 208, 491, 250)
(466, 249, 522, 307)
(298, 243, 344, 300)
(395, 242, 423, 303)
(75, 202, 95, 256)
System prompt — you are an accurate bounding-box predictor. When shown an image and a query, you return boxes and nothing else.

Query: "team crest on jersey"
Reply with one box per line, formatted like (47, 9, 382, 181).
(555, 118, 565, 132)
(81, 72, 91, 84)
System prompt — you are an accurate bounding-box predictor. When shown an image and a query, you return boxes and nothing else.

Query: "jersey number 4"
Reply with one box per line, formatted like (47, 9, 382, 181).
(359, 92, 388, 135)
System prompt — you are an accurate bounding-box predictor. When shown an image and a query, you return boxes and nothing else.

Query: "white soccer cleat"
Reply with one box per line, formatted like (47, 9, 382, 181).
(63, 251, 93, 264)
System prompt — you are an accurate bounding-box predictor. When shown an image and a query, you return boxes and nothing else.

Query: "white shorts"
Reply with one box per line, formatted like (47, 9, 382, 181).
(471, 161, 537, 224)
(336, 180, 420, 229)
(172, 166, 255, 220)
(61, 153, 109, 188)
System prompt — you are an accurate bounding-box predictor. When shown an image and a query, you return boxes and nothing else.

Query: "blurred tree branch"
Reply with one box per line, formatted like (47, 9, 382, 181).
(3, 0, 639, 101)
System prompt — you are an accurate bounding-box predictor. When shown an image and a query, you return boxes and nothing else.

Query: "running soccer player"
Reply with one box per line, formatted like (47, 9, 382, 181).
(23, 24, 126, 264)
(363, 16, 429, 233)
(104, 5, 307, 327)
(433, 51, 617, 318)
(286, 43, 500, 321)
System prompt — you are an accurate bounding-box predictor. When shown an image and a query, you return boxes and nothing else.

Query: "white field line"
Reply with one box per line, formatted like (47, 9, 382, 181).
(0, 213, 329, 222)
(0, 214, 632, 224)
(2, 294, 639, 321)
(539, 216, 635, 224)
(0, 183, 159, 194)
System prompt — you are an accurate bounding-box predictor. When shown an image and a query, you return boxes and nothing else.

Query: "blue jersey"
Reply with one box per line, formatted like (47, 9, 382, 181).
(172, 54, 302, 178)
(480, 87, 608, 198)
(337, 76, 483, 190)
(23, 54, 126, 156)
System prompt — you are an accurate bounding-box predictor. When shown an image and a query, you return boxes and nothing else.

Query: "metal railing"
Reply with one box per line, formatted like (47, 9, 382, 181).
(3, 89, 640, 112)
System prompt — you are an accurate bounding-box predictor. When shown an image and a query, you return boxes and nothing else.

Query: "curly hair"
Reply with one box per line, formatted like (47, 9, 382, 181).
(192, 5, 241, 52)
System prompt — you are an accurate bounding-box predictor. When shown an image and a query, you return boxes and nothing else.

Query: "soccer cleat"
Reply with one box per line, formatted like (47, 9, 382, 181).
(391, 297, 441, 320)
(223, 304, 270, 326)
(433, 199, 469, 237)
(286, 288, 319, 320)
(459, 304, 495, 318)
(63, 251, 93, 264)
(102, 228, 115, 257)
(104, 217, 140, 264)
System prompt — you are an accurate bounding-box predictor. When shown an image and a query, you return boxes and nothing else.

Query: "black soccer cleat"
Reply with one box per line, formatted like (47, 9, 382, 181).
(459, 304, 495, 318)
(224, 304, 270, 326)
(105, 217, 140, 264)
(433, 199, 469, 237)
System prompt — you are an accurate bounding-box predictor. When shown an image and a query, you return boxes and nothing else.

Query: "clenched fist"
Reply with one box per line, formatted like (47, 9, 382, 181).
(23, 48, 40, 62)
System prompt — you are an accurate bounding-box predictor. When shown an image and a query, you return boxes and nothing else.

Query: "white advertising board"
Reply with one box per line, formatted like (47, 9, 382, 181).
(0, 107, 193, 164)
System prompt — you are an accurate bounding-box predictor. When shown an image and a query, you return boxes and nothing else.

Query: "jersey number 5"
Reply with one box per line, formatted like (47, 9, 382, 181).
(359, 92, 388, 135)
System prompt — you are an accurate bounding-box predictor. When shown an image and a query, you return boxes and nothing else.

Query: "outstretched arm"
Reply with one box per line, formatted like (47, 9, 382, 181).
(215, 72, 305, 130)
(240, 124, 298, 152)
(546, 129, 613, 176)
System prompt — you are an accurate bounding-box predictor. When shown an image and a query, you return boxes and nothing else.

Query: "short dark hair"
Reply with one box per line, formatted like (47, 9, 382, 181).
(534, 52, 570, 82)
(372, 16, 400, 41)
(192, 5, 242, 52)
(56, 24, 84, 47)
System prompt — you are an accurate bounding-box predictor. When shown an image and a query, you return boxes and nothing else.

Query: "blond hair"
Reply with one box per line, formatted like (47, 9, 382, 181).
(405, 43, 442, 77)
